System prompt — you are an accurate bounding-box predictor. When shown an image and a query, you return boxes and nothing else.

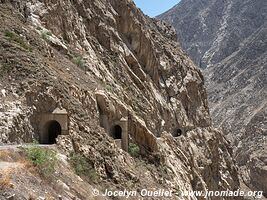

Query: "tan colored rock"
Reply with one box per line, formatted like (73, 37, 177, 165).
(0, 0, 243, 199)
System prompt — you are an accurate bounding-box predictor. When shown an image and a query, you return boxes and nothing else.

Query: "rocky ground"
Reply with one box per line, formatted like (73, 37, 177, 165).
(158, 0, 267, 196)
(0, 0, 247, 199)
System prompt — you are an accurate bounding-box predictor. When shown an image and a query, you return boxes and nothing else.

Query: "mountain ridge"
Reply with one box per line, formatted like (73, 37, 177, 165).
(0, 0, 243, 199)
(158, 0, 267, 196)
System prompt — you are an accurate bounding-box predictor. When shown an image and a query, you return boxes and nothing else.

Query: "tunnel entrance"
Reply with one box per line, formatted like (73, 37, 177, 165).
(172, 128, 183, 137)
(111, 125, 122, 139)
(41, 120, 62, 144)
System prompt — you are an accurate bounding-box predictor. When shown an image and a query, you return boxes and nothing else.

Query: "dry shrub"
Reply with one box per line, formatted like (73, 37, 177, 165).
(46, 194, 55, 200)
(28, 192, 38, 200)
(0, 150, 11, 161)
(19, 159, 38, 175)
(0, 149, 22, 162)
(0, 169, 13, 190)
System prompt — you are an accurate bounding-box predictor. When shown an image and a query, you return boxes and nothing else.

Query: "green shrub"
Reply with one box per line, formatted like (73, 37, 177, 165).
(46, 31, 52, 36)
(69, 153, 88, 175)
(128, 143, 140, 158)
(72, 56, 85, 69)
(0, 63, 12, 77)
(69, 153, 99, 183)
(173, 186, 181, 197)
(41, 30, 52, 40)
(4, 30, 32, 51)
(36, 26, 42, 31)
(105, 84, 114, 92)
(26, 146, 57, 177)
(4, 30, 14, 38)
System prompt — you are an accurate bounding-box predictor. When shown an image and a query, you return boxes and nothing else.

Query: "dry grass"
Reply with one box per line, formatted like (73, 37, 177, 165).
(28, 192, 38, 200)
(19, 158, 38, 175)
(0, 169, 13, 190)
(0, 150, 12, 161)
(0, 149, 22, 162)
(46, 194, 55, 200)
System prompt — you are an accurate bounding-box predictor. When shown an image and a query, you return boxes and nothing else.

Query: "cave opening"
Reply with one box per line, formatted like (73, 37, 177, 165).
(41, 120, 62, 144)
(172, 128, 183, 137)
(111, 125, 122, 139)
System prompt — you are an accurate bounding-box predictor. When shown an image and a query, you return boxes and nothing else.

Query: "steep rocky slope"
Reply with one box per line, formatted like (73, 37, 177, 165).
(159, 0, 267, 196)
(0, 0, 243, 199)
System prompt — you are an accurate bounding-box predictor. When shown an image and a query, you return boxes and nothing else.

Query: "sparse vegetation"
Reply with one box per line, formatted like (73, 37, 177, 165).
(161, 164, 169, 173)
(128, 143, 140, 157)
(0, 170, 12, 190)
(69, 153, 89, 175)
(25, 145, 57, 177)
(45, 194, 55, 200)
(105, 84, 114, 92)
(69, 153, 99, 183)
(0, 63, 12, 77)
(41, 30, 52, 41)
(0, 150, 11, 160)
(4, 30, 32, 51)
(72, 55, 86, 70)
(36, 26, 42, 31)
(173, 185, 181, 197)
(123, 85, 130, 91)
(0, 176, 11, 190)
(28, 192, 38, 200)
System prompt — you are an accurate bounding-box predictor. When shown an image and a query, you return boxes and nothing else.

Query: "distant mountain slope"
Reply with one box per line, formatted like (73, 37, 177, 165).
(158, 0, 267, 68)
(159, 0, 267, 195)
(0, 0, 242, 199)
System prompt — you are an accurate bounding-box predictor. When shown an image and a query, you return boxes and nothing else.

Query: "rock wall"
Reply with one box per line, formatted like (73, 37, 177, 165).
(0, 0, 243, 199)
(158, 0, 267, 195)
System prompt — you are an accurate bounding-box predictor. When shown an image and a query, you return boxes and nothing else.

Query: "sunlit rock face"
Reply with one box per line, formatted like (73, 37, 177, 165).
(159, 0, 267, 195)
(0, 0, 243, 199)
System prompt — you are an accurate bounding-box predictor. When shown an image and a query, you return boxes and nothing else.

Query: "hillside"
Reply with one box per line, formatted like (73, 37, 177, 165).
(158, 0, 267, 196)
(0, 0, 243, 199)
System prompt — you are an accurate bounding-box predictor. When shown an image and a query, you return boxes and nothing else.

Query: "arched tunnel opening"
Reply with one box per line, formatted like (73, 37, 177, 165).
(111, 125, 122, 139)
(41, 120, 62, 144)
(172, 128, 183, 137)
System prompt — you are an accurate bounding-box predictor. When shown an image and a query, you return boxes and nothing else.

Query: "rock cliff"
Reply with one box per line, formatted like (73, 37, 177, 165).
(0, 0, 242, 199)
(159, 0, 267, 196)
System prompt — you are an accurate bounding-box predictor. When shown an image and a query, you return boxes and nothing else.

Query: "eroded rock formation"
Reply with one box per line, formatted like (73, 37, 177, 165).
(159, 0, 267, 195)
(0, 0, 243, 199)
